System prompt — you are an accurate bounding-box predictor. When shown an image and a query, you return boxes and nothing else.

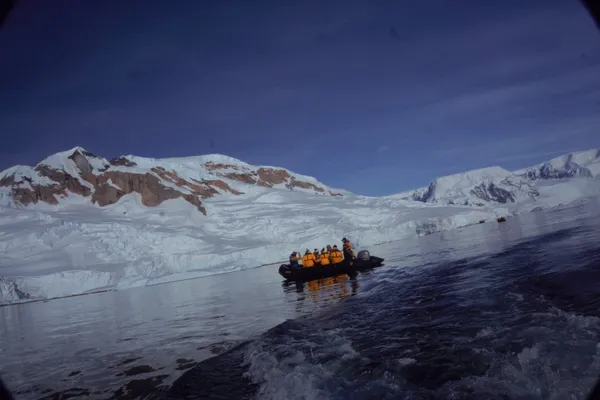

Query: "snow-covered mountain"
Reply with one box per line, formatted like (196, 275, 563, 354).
(1, 146, 599, 304)
(393, 167, 539, 206)
(392, 149, 600, 207)
(0, 147, 346, 211)
(515, 149, 600, 180)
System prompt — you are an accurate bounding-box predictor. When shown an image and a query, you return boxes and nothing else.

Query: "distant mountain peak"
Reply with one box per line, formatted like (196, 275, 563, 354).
(516, 148, 600, 180)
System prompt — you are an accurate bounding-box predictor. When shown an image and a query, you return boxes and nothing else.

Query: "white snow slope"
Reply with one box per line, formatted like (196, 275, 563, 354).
(1, 147, 599, 304)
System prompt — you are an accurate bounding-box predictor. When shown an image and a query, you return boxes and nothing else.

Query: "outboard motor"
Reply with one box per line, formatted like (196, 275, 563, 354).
(357, 250, 370, 261)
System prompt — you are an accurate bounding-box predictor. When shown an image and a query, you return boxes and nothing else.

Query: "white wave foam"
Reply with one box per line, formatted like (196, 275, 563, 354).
(552, 307, 600, 330)
(242, 328, 358, 400)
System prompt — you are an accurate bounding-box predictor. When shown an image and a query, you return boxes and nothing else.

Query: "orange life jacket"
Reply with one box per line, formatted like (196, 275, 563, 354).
(302, 253, 316, 267)
(320, 253, 330, 265)
(330, 250, 343, 264)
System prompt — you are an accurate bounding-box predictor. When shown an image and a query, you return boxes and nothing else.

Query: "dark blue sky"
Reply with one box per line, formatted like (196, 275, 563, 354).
(1, 0, 599, 195)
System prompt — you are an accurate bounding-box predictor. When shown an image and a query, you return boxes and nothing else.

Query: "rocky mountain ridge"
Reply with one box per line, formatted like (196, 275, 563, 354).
(0, 147, 344, 213)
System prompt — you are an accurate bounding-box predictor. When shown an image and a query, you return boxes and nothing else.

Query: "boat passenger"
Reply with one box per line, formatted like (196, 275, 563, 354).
(313, 248, 320, 261)
(342, 237, 355, 260)
(302, 249, 317, 268)
(289, 251, 301, 268)
(330, 245, 343, 264)
(319, 248, 330, 266)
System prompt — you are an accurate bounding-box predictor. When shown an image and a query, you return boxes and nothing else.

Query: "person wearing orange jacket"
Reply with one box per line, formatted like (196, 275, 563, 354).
(319, 248, 330, 266)
(329, 245, 343, 264)
(301, 249, 317, 268)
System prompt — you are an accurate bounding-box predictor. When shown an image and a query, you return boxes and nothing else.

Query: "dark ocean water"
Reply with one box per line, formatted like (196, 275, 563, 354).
(156, 200, 600, 400)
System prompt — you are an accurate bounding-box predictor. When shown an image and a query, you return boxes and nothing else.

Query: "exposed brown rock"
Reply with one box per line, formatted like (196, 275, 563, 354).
(92, 183, 125, 206)
(81, 173, 97, 186)
(96, 172, 175, 206)
(203, 162, 262, 185)
(110, 157, 137, 167)
(205, 162, 338, 195)
(96, 171, 207, 215)
(152, 167, 188, 187)
(189, 185, 219, 199)
(195, 179, 243, 195)
(203, 162, 244, 171)
(69, 149, 107, 172)
(223, 172, 258, 185)
(69, 152, 92, 173)
(152, 167, 219, 198)
(153, 165, 243, 198)
(34, 165, 92, 197)
(68, 151, 99, 184)
(1, 172, 73, 205)
(286, 178, 325, 192)
(11, 187, 46, 205)
(10, 184, 66, 205)
(257, 167, 289, 186)
(0, 175, 15, 187)
(5, 166, 207, 213)
(202, 161, 339, 195)
(182, 194, 205, 212)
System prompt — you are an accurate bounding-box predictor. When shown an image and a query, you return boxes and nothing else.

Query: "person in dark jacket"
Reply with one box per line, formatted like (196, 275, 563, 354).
(313, 248, 321, 264)
(342, 237, 355, 260)
(289, 251, 301, 268)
